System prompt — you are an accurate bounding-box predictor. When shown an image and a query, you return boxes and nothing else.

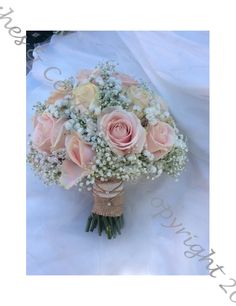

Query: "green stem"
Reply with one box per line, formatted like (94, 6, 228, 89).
(85, 215, 93, 232)
(98, 215, 103, 236)
(85, 213, 124, 239)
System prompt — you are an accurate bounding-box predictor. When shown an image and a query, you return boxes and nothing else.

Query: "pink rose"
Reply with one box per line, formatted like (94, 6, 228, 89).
(32, 113, 66, 153)
(113, 72, 138, 87)
(60, 132, 95, 189)
(100, 109, 146, 156)
(146, 121, 175, 159)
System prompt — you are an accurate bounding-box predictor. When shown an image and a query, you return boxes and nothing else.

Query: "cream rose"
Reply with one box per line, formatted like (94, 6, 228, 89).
(100, 109, 146, 156)
(127, 85, 151, 108)
(60, 132, 95, 189)
(73, 82, 98, 111)
(146, 121, 175, 159)
(32, 113, 66, 154)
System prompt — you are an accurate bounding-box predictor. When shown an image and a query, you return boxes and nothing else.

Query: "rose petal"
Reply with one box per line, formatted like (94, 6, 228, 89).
(65, 133, 94, 168)
(146, 121, 175, 159)
(134, 126, 146, 153)
(60, 159, 88, 189)
(146, 127, 158, 152)
(79, 141, 95, 166)
(32, 114, 54, 153)
(51, 118, 66, 151)
(153, 149, 169, 160)
(32, 125, 51, 154)
(65, 135, 81, 166)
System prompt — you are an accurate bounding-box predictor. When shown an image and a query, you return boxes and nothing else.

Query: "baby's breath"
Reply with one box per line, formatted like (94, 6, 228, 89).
(27, 142, 66, 185)
(28, 61, 188, 191)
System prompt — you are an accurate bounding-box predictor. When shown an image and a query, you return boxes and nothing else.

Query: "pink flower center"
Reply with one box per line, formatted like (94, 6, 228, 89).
(112, 123, 128, 138)
(109, 119, 132, 143)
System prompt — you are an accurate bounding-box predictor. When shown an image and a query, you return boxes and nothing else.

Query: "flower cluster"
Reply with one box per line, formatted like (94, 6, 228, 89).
(27, 142, 66, 185)
(27, 62, 188, 190)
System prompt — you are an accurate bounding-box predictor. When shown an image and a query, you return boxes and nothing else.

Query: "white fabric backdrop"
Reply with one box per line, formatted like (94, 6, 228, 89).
(26, 31, 209, 275)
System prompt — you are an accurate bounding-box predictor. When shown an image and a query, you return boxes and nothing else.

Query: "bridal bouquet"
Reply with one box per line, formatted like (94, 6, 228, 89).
(27, 62, 188, 239)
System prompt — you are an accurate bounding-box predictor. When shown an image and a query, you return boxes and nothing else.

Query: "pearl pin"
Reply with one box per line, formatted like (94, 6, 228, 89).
(107, 202, 112, 206)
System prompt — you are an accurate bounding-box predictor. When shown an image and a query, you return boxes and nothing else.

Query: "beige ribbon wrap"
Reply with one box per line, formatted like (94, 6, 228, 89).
(92, 179, 124, 217)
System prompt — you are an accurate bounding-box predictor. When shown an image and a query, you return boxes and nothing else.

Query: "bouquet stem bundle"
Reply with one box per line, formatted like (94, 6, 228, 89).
(86, 179, 124, 239)
(27, 62, 188, 240)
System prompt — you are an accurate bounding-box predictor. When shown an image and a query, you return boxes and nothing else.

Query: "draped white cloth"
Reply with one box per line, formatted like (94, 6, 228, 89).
(27, 31, 209, 275)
